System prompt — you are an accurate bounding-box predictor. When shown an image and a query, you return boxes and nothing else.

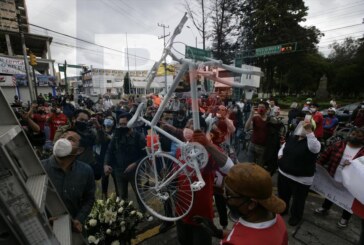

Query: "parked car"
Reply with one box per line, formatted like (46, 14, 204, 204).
(321, 102, 361, 122)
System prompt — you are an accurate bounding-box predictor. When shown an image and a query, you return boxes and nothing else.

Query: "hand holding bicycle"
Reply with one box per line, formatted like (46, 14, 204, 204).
(192, 130, 211, 146)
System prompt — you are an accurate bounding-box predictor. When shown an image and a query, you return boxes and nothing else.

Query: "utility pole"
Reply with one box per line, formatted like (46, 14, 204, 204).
(15, 0, 35, 102)
(158, 23, 170, 94)
(126, 32, 130, 72)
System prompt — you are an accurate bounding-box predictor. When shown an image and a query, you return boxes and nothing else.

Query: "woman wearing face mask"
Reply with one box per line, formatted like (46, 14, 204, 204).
(314, 127, 364, 229)
(277, 118, 321, 226)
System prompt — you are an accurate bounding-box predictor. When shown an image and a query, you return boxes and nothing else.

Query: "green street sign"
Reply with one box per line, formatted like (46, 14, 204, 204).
(185, 45, 212, 61)
(234, 42, 297, 66)
(58, 65, 66, 72)
(255, 45, 281, 57)
(67, 64, 84, 69)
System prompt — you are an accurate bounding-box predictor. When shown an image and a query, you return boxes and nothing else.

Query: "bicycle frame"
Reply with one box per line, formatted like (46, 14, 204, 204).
(128, 13, 264, 192)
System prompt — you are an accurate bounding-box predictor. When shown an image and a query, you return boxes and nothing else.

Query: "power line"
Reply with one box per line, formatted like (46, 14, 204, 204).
(28, 23, 156, 62)
(309, 1, 364, 18)
(320, 31, 364, 42)
(321, 23, 363, 32)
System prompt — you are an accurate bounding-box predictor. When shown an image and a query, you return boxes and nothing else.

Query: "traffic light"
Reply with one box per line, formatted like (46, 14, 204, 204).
(29, 52, 37, 66)
(280, 42, 297, 53)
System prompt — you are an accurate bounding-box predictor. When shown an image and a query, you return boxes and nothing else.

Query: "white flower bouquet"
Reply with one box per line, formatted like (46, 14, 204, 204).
(85, 193, 144, 245)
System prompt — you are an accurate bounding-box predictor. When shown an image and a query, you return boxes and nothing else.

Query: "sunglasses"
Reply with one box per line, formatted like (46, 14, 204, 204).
(223, 184, 251, 204)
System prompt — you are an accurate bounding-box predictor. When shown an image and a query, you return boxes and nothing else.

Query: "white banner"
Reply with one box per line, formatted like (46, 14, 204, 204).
(0, 56, 26, 75)
(311, 165, 354, 212)
(311, 164, 364, 218)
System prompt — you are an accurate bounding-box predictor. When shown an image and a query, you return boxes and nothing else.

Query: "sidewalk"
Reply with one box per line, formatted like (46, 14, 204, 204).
(135, 191, 361, 245)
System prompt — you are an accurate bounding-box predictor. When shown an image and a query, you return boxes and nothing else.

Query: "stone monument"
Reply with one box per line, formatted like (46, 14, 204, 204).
(316, 75, 329, 100)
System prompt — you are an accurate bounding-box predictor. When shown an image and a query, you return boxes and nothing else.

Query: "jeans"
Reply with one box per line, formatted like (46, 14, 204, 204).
(176, 220, 212, 245)
(247, 143, 266, 166)
(113, 169, 146, 213)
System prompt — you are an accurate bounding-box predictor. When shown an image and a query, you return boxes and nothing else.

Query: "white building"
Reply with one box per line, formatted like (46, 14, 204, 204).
(83, 68, 169, 97)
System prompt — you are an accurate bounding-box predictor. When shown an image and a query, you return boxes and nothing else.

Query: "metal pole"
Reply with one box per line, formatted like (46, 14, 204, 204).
(189, 64, 200, 130)
(32, 66, 38, 97)
(64, 60, 68, 94)
(15, 3, 35, 102)
(158, 23, 170, 94)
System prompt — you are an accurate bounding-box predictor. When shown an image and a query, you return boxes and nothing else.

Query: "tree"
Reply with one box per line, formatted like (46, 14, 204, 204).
(327, 37, 364, 96)
(235, 0, 322, 93)
(123, 72, 131, 94)
(209, 0, 238, 63)
(184, 0, 209, 49)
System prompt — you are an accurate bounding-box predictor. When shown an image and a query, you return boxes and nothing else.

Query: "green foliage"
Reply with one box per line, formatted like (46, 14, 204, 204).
(327, 38, 364, 97)
(234, 0, 323, 93)
(210, 0, 238, 63)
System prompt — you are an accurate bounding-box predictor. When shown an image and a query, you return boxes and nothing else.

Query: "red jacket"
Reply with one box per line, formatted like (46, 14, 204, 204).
(317, 141, 364, 176)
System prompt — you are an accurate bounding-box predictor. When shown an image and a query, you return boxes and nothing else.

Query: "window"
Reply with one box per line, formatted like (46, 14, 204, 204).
(107, 80, 112, 83)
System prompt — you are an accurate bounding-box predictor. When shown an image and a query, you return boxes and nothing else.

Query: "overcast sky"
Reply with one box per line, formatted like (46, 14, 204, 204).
(26, 0, 364, 74)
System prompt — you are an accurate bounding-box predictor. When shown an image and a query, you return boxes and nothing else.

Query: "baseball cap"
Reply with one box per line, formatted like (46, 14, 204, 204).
(328, 107, 336, 113)
(224, 163, 286, 214)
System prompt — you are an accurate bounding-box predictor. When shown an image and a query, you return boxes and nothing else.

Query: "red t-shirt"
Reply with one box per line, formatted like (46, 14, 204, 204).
(251, 116, 268, 146)
(221, 215, 288, 245)
(312, 112, 324, 139)
(32, 113, 49, 131)
(175, 150, 217, 224)
(49, 113, 68, 140)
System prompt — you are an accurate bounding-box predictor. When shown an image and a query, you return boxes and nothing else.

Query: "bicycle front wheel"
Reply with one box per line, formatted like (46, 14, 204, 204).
(135, 152, 194, 221)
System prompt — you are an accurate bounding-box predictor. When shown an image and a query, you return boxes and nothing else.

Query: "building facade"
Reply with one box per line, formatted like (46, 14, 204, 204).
(0, 0, 56, 104)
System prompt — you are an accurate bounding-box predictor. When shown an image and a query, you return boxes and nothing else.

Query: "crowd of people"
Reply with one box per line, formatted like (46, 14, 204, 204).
(10, 91, 364, 244)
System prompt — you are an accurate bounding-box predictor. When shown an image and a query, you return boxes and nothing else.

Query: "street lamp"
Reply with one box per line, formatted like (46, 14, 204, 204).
(186, 26, 197, 48)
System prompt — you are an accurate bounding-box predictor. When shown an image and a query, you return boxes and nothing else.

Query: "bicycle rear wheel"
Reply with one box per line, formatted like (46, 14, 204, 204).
(135, 152, 194, 221)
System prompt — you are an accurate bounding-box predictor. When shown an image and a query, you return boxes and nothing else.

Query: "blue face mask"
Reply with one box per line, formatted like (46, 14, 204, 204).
(104, 118, 114, 127)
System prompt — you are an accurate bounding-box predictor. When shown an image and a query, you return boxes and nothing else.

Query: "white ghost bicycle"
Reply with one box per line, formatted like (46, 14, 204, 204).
(127, 13, 264, 222)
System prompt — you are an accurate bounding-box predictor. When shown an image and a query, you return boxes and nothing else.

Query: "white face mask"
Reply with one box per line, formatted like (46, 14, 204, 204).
(53, 138, 73, 157)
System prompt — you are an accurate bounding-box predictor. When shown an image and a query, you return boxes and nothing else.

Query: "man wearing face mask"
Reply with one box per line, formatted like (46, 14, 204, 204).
(43, 130, 95, 234)
(245, 101, 269, 166)
(54, 110, 101, 170)
(103, 112, 150, 218)
(194, 163, 288, 245)
(277, 118, 320, 226)
(314, 127, 364, 228)
(173, 109, 188, 129)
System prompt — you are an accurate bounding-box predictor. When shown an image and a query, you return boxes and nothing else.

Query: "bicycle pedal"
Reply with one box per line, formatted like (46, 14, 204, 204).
(191, 181, 205, 191)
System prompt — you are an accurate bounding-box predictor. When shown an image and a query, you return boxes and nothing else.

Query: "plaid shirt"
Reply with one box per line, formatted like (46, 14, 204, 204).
(317, 141, 364, 177)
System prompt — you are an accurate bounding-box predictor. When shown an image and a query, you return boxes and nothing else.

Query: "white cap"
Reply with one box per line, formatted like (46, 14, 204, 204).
(328, 107, 336, 113)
